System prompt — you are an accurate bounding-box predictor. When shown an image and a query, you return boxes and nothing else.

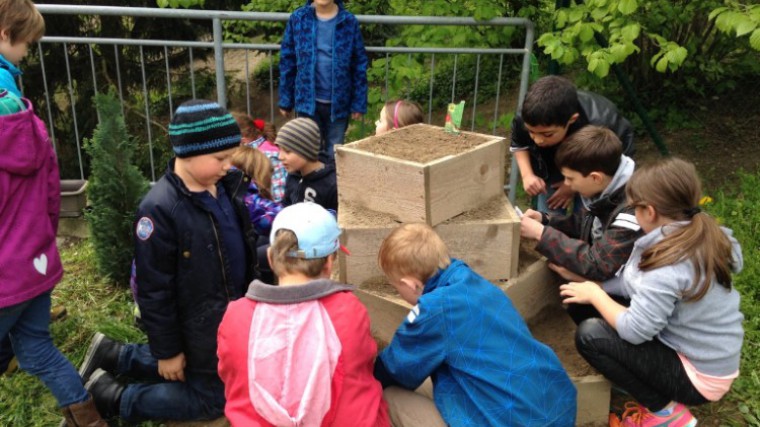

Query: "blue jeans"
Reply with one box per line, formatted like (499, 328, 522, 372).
(299, 102, 349, 164)
(117, 343, 225, 422)
(0, 292, 88, 407)
(536, 184, 583, 216)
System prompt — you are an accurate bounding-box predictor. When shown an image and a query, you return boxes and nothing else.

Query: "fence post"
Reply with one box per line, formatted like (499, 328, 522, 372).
(213, 18, 226, 107)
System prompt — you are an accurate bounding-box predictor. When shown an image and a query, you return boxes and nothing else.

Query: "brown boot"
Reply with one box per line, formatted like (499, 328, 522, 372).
(60, 395, 108, 427)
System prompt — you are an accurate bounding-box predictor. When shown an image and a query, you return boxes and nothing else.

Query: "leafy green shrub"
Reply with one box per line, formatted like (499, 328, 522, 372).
(84, 89, 149, 285)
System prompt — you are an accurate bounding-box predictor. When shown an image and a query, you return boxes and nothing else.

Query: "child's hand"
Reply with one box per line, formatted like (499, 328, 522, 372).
(547, 182, 574, 209)
(351, 112, 363, 120)
(158, 353, 186, 382)
(523, 208, 543, 222)
(279, 108, 292, 118)
(522, 174, 546, 196)
(548, 262, 588, 283)
(559, 281, 603, 305)
(520, 215, 544, 241)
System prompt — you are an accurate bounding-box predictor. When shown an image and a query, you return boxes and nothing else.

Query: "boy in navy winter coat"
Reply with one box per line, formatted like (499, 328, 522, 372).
(374, 223, 577, 427)
(278, 0, 368, 163)
(78, 100, 259, 424)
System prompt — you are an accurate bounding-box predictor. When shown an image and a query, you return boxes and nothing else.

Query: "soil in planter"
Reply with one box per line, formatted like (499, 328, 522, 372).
(528, 305, 596, 377)
(353, 124, 492, 164)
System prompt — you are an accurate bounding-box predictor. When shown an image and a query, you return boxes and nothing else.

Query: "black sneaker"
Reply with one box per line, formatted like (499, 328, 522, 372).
(79, 333, 121, 384)
(85, 369, 124, 420)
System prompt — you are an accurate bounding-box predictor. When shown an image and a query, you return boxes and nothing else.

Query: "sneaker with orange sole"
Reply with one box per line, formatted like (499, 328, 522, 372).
(618, 401, 697, 427)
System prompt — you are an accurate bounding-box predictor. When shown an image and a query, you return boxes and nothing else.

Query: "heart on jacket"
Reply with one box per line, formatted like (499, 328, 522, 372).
(34, 254, 47, 275)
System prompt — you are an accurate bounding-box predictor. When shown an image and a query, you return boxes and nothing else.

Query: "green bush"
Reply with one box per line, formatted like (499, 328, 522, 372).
(84, 89, 150, 285)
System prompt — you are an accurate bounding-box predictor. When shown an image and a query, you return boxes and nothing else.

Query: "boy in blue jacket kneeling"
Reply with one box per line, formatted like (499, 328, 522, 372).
(374, 223, 577, 427)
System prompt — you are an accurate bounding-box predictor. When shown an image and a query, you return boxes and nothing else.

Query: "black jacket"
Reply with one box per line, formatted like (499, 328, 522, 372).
(283, 162, 338, 211)
(134, 161, 258, 373)
(510, 90, 635, 185)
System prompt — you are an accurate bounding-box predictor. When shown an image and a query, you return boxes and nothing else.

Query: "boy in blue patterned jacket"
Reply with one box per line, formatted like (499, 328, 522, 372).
(374, 223, 577, 427)
(278, 0, 368, 163)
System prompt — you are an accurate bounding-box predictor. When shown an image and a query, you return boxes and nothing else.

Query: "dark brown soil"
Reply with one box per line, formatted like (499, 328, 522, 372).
(351, 123, 494, 164)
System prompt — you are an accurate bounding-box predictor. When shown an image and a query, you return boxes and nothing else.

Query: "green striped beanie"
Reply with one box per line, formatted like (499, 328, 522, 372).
(275, 117, 321, 161)
(169, 99, 241, 158)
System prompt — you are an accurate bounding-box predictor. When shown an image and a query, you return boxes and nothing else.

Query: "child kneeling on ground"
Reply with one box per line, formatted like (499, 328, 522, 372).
(374, 223, 577, 427)
(560, 158, 745, 427)
(217, 202, 390, 426)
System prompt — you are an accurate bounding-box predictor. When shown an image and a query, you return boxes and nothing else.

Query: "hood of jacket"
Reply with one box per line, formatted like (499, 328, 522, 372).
(0, 99, 51, 176)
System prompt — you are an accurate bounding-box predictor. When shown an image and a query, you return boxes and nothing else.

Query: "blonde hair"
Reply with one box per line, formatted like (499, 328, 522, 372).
(270, 229, 331, 278)
(0, 0, 45, 44)
(232, 112, 277, 142)
(378, 223, 450, 283)
(382, 100, 424, 130)
(626, 157, 733, 301)
(231, 146, 273, 200)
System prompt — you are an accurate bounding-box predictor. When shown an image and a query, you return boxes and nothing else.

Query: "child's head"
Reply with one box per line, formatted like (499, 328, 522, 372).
(555, 125, 623, 198)
(375, 100, 424, 136)
(626, 157, 733, 300)
(377, 223, 451, 305)
(0, 0, 45, 64)
(521, 76, 580, 148)
(169, 99, 241, 187)
(276, 117, 322, 174)
(268, 202, 342, 279)
(231, 145, 273, 200)
(232, 112, 277, 145)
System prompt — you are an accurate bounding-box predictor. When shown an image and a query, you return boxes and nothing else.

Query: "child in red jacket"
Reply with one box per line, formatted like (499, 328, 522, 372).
(217, 202, 389, 427)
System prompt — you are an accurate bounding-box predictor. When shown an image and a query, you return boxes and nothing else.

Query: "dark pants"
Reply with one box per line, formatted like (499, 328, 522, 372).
(117, 343, 225, 423)
(575, 318, 708, 412)
(298, 102, 349, 164)
(0, 335, 13, 372)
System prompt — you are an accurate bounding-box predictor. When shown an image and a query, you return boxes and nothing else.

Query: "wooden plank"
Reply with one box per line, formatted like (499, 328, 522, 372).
(338, 196, 519, 284)
(426, 139, 505, 225)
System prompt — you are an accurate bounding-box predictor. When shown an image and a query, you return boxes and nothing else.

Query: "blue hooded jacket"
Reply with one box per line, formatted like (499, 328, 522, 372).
(278, 0, 368, 120)
(375, 259, 577, 427)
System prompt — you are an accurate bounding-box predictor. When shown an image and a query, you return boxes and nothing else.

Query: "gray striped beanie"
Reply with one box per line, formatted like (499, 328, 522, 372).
(169, 99, 241, 158)
(275, 117, 321, 161)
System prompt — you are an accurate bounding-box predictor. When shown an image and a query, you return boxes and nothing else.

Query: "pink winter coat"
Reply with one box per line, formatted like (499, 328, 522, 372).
(217, 279, 390, 427)
(0, 99, 63, 308)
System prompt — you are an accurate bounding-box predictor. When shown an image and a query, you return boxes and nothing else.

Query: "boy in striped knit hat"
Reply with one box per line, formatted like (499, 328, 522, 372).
(277, 117, 338, 211)
(77, 99, 259, 423)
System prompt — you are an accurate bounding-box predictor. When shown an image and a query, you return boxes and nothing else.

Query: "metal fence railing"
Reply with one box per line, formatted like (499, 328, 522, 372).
(28, 5, 533, 200)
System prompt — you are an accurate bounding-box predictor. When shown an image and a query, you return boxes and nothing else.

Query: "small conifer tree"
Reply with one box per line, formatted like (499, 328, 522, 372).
(84, 89, 149, 284)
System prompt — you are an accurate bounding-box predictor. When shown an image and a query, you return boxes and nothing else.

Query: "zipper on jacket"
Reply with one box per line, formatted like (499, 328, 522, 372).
(208, 212, 231, 301)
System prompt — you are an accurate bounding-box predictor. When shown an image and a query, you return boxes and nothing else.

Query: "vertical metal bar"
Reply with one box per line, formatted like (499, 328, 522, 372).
(18, 75, 23, 94)
(189, 47, 196, 99)
(406, 53, 412, 96)
(89, 44, 100, 123)
(384, 53, 389, 100)
(165, 46, 174, 119)
(451, 54, 458, 103)
(427, 53, 435, 124)
(471, 54, 480, 131)
(268, 50, 275, 123)
(245, 49, 251, 115)
(509, 22, 536, 204)
(492, 54, 504, 135)
(38, 42, 57, 154)
(114, 45, 125, 118)
(140, 46, 156, 182)
(213, 18, 226, 106)
(63, 43, 84, 180)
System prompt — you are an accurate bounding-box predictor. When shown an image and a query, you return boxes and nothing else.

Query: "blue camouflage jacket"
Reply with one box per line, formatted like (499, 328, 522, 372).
(278, 0, 368, 120)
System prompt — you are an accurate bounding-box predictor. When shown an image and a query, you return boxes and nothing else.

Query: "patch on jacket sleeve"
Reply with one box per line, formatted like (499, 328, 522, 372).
(406, 305, 420, 324)
(611, 213, 640, 231)
(136, 217, 154, 241)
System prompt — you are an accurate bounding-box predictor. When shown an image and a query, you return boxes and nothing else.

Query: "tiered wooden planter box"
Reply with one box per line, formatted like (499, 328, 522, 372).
(335, 124, 609, 426)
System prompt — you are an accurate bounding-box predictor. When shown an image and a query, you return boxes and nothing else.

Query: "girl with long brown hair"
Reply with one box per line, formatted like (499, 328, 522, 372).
(559, 157, 744, 427)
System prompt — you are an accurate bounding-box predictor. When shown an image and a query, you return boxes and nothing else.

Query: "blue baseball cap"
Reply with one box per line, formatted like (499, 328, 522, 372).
(270, 202, 349, 259)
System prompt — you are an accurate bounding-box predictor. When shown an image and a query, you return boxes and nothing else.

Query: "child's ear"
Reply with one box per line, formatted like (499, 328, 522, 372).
(266, 247, 274, 268)
(322, 253, 336, 277)
(399, 277, 424, 295)
(589, 171, 604, 183)
(567, 112, 580, 125)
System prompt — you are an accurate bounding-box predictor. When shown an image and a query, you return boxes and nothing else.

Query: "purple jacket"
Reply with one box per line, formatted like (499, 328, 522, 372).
(0, 98, 63, 308)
